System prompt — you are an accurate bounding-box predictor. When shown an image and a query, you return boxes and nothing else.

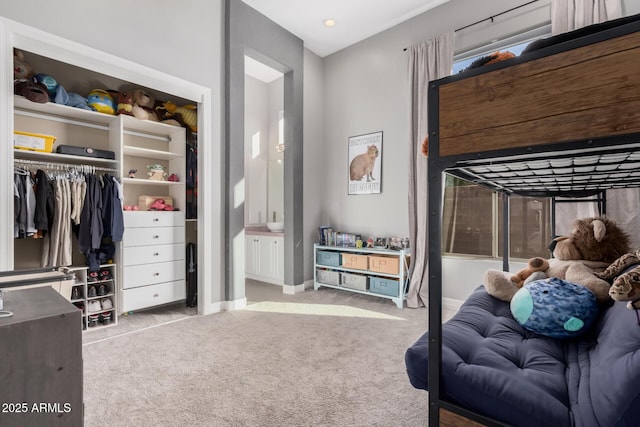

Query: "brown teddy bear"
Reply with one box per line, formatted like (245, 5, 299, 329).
(510, 257, 549, 288)
(131, 88, 158, 121)
(484, 217, 630, 303)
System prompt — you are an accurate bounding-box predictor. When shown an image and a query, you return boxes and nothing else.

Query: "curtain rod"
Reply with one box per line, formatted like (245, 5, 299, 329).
(403, 0, 539, 51)
(455, 0, 539, 32)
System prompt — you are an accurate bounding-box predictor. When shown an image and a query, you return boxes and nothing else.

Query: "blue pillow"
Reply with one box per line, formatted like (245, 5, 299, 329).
(510, 277, 598, 339)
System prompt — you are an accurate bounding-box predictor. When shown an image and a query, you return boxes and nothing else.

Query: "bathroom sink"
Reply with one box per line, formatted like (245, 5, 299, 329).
(266, 222, 284, 232)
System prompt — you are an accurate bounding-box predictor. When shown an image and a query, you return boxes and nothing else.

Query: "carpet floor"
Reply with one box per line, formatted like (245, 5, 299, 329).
(82, 280, 447, 426)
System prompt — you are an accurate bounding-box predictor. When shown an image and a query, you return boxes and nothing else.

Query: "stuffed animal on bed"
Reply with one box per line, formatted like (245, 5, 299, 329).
(484, 217, 630, 303)
(596, 249, 640, 309)
(511, 277, 599, 338)
(511, 257, 549, 287)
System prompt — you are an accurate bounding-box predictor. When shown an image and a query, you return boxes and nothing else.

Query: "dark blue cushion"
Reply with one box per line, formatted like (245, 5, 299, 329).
(405, 285, 640, 426)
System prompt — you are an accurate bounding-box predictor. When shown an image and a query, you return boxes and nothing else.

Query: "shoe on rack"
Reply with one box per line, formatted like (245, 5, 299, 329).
(88, 314, 100, 327)
(97, 283, 108, 297)
(87, 300, 102, 313)
(71, 286, 81, 300)
(73, 302, 85, 314)
(100, 298, 113, 310)
(88, 285, 97, 298)
(87, 271, 99, 284)
(100, 269, 112, 282)
(99, 312, 112, 325)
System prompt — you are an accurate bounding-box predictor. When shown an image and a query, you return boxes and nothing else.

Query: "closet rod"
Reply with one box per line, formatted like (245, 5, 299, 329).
(402, 0, 539, 51)
(14, 158, 117, 173)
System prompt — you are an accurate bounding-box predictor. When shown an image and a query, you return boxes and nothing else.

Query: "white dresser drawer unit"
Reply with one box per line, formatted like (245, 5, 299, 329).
(122, 280, 186, 312)
(123, 211, 185, 228)
(123, 260, 186, 289)
(123, 226, 185, 247)
(123, 243, 184, 266)
(122, 210, 185, 312)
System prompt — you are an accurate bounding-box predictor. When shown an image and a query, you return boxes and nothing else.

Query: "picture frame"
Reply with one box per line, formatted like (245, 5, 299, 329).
(348, 131, 382, 195)
(373, 237, 388, 248)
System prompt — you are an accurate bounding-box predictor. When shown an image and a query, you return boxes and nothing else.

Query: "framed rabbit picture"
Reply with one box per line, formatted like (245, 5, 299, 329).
(348, 131, 382, 195)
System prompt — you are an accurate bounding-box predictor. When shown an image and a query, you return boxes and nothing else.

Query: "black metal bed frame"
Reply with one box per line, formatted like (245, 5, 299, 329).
(425, 18, 640, 426)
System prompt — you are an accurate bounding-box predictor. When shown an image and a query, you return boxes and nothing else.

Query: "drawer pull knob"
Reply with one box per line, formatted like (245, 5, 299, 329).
(153, 235, 159, 239)
(153, 218, 159, 222)
(153, 293, 159, 298)
(154, 272, 160, 276)
(153, 253, 159, 256)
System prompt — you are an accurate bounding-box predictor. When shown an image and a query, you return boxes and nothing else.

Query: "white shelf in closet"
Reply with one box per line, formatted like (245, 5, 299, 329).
(14, 95, 114, 127)
(121, 177, 183, 186)
(122, 145, 182, 160)
(13, 148, 118, 166)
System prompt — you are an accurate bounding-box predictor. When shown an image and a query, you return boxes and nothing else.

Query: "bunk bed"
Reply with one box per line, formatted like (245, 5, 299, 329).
(405, 14, 640, 427)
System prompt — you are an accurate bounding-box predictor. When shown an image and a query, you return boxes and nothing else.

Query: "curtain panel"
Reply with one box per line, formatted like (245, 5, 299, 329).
(406, 33, 453, 308)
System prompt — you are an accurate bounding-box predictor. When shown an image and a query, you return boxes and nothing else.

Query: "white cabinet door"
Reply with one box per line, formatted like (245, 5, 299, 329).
(258, 236, 273, 279)
(245, 236, 259, 276)
(272, 236, 284, 282)
(245, 234, 283, 284)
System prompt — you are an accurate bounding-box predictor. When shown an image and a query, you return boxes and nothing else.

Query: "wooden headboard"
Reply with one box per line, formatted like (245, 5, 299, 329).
(434, 25, 640, 158)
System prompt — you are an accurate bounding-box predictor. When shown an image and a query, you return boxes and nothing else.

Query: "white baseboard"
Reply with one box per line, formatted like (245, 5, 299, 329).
(442, 297, 463, 312)
(283, 282, 306, 295)
(200, 301, 224, 315)
(224, 297, 247, 311)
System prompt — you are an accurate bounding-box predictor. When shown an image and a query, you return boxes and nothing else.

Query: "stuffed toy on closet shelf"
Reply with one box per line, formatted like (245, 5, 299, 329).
(131, 88, 159, 121)
(483, 217, 631, 303)
(14, 48, 34, 81)
(596, 249, 640, 309)
(160, 101, 198, 133)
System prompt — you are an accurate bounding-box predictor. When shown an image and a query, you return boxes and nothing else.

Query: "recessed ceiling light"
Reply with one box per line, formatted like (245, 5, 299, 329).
(324, 19, 336, 28)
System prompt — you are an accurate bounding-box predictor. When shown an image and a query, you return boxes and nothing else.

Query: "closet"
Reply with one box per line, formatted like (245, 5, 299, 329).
(2, 17, 208, 321)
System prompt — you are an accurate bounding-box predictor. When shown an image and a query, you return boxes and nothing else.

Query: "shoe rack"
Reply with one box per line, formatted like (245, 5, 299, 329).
(68, 264, 118, 331)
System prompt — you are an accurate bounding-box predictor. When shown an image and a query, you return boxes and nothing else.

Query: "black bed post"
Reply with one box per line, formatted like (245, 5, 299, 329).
(502, 192, 510, 272)
(427, 82, 443, 427)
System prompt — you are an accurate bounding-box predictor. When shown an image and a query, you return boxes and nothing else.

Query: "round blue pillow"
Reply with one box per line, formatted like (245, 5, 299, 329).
(510, 277, 598, 339)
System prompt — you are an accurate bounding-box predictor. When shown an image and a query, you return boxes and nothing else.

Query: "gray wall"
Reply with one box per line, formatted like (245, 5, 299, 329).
(321, 0, 554, 242)
(319, 0, 640, 299)
(302, 48, 325, 286)
(226, 0, 304, 299)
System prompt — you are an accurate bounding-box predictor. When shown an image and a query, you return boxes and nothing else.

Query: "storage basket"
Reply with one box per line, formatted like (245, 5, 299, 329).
(14, 131, 56, 153)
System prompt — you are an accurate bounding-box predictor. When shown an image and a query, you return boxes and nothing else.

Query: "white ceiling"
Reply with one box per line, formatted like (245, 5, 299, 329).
(242, 0, 451, 58)
(245, 55, 283, 83)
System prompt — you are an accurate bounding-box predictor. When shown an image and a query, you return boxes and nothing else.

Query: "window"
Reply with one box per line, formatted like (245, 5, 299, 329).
(442, 176, 553, 259)
(444, 29, 554, 260)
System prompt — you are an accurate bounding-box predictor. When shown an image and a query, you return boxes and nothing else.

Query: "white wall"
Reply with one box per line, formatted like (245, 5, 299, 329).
(244, 75, 269, 224)
(0, 0, 226, 303)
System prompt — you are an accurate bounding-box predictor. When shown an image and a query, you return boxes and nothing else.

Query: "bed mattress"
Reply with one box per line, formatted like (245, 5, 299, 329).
(405, 285, 640, 426)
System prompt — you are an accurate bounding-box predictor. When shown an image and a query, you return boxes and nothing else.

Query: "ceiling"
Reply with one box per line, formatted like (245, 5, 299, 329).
(242, 0, 451, 58)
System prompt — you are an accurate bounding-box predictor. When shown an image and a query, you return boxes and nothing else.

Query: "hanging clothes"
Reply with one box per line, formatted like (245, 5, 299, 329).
(42, 176, 73, 267)
(33, 169, 55, 238)
(13, 167, 37, 239)
(76, 173, 105, 271)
